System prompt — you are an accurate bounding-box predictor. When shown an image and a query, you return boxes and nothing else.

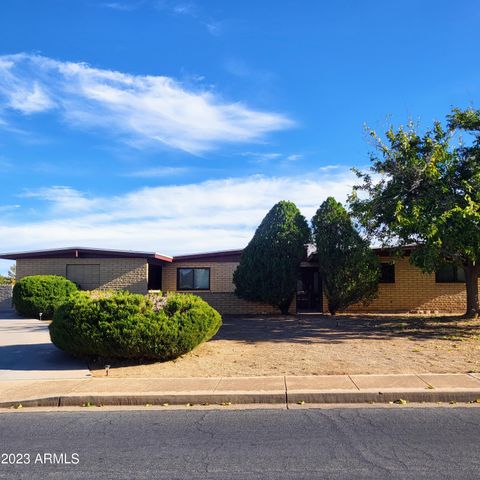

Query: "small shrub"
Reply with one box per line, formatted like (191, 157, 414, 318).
(12, 275, 78, 319)
(49, 291, 222, 360)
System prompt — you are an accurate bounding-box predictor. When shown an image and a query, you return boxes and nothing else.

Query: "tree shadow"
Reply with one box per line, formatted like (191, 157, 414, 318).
(0, 343, 89, 371)
(213, 314, 480, 345)
(0, 310, 24, 320)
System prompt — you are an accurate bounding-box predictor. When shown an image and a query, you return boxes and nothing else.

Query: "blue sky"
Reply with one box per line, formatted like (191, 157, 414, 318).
(0, 0, 478, 272)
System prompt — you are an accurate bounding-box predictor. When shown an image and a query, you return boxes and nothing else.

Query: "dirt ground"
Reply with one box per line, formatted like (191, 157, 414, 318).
(90, 314, 480, 378)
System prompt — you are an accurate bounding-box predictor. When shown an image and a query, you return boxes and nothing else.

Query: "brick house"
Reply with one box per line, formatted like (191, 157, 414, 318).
(0, 246, 470, 315)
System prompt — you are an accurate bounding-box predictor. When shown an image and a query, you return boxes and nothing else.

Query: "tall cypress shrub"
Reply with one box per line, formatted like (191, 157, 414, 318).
(233, 200, 310, 314)
(312, 197, 379, 315)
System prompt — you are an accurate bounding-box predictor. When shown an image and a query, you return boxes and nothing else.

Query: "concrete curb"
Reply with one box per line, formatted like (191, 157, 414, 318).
(287, 390, 480, 404)
(2, 390, 480, 408)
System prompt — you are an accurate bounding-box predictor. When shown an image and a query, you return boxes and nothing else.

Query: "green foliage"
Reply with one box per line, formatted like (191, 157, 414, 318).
(12, 275, 78, 319)
(0, 265, 15, 285)
(312, 197, 379, 315)
(49, 291, 222, 360)
(350, 107, 480, 316)
(233, 200, 310, 314)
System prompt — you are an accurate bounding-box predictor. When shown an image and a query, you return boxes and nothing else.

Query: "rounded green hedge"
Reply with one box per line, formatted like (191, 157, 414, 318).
(12, 275, 78, 319)
(49, 291, 222, 360)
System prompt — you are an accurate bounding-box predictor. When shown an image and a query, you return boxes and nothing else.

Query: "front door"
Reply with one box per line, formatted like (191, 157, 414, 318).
(296, 267, 323, 312)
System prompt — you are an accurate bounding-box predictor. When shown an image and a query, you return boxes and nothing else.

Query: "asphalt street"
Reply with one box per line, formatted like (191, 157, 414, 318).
(0, 407, 479, 479)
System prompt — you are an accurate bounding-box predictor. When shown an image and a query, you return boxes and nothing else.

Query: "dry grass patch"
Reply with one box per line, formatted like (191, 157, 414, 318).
(89, 314, 480, 378)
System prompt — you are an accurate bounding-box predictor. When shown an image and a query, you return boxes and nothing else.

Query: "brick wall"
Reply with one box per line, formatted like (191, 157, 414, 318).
(165, 257, 472, 315)
(0, 285, 13, 311)
(16, 258, 149, 294)
(193, 292, 286, 315)
(15, 255, 473, 314)
(162, 261, 294, 315)
(338, 257, 470, 314)
(162, 261, 238, 293)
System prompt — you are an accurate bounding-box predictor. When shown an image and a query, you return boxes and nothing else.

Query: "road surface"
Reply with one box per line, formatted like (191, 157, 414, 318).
(1, 407, 479, 479)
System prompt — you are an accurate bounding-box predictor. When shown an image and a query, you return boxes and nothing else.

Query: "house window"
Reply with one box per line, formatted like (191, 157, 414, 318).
(177, 268, 210, 290)
(380, 263, 395, 283)
(435, 264, 465, 283)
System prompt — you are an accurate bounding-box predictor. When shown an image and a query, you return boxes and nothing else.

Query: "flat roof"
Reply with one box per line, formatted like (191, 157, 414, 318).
(0, 245, 417, 263)
(173, 249, 243, 262)
(0, 247, 173, 262)
(173, 245, 415, 261)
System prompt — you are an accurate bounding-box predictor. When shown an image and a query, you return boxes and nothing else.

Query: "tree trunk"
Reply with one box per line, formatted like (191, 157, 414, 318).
(464, 263, 480, 318)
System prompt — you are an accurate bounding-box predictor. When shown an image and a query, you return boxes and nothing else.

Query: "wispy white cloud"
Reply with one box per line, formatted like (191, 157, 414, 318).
(0, 170, 356, 255)
(205, 21, 223, 36)
(242, 151, 282, 164)
(155, 1, 224, 36)
(286, 154, 302, 162)
(0, 58, 54, 114)
(7, 81, 54, 114)
(99, 1, 224, 36)
(171, 2, 196, 15)
(318, 164, 342, 171)
(0, 205, 20, 213)
(241, 151, 303, 166)
(21, 186, 98, 213)
(0, 53, 292, 154)
(124, 166, 190, 177)
(99, 1, 146, 11)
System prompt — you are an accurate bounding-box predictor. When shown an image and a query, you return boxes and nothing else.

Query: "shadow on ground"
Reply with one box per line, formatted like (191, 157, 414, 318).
(0, 343, 89, 371)
(213, 314, 480, 345)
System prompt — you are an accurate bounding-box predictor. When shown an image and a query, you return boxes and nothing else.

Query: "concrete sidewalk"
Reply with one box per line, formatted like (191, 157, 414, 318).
(1, 373, 480, 408)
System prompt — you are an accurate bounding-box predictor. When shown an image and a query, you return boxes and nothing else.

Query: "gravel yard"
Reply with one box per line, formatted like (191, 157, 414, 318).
(90, 314, 480, 378)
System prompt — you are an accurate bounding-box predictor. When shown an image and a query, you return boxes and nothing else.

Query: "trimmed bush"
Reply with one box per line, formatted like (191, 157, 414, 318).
(312, 197, 379, 315)
(12, 275, 78, 319)
(49, 291, 222, 360)
(233, 200, 310, 314)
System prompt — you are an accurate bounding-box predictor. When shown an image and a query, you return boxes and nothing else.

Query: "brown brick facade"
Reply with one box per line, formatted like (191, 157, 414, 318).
(331, 257, 470, 314)
(165, 257, 473, 315)
(16, 258, 149, 294)
(162, 261, 294, 314)
(14, 253, 474, 315)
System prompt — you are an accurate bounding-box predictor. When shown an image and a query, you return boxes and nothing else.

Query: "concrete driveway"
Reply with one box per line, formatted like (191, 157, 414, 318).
(0, 309, 91, 380)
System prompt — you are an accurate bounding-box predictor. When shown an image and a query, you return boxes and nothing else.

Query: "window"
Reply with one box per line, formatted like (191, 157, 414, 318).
(380, 262, 395, 283)
(177, 268, 210, 290)
(66, 264, 100, 290)
(435, 264, 465, 283)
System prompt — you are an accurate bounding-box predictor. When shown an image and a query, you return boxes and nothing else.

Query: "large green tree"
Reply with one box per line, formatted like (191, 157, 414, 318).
(350, 107, 480, 317)
(233, 200, 310, 314)
(312, 197, 379, 315)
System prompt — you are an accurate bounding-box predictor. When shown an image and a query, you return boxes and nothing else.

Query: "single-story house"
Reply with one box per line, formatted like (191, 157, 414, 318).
(0, 246, 470, 315)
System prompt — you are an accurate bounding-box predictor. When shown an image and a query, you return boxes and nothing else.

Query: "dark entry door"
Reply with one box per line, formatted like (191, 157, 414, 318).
(148, 264, 163, 290)
(297, 267, 322, 311)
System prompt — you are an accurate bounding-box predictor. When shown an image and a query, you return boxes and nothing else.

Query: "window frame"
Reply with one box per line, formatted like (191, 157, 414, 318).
(435, 264, 466, 283)
(379, 262, 395, 284)
(176, 267, 211, 291)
